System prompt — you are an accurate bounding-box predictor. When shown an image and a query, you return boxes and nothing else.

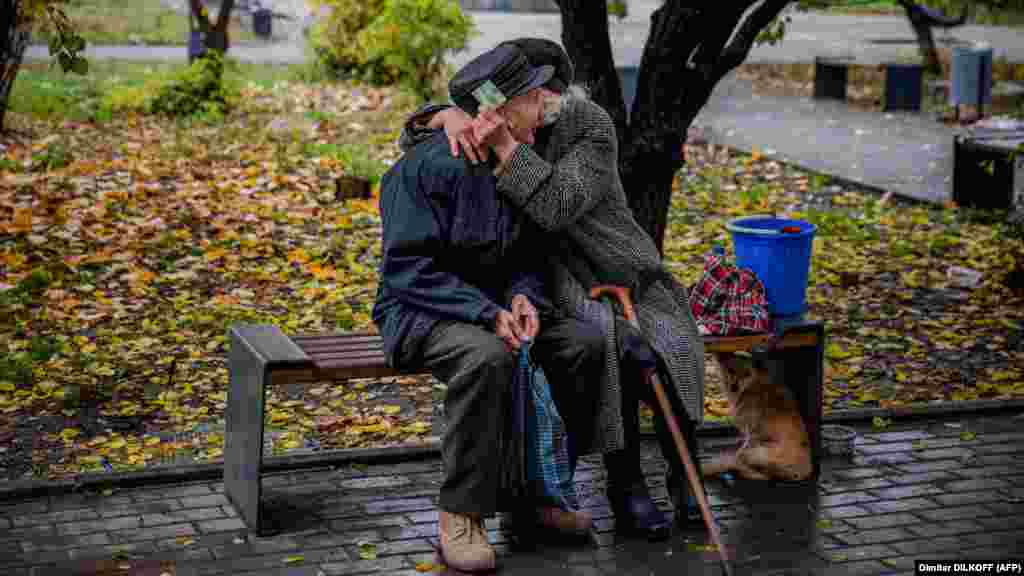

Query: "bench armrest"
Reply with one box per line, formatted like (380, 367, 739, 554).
(229, 324, 312, 367)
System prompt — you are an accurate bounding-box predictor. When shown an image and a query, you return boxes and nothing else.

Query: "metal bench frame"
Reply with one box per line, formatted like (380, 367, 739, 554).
(226, 320, 825, 535)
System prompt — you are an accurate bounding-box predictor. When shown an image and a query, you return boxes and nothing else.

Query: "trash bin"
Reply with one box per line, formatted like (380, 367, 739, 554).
(814, 56, 855, 101)
(884, 63, 923, 112)
(950, 44, 993, 108)
(189, 30, 206, 60)
(254, 9, 273, 38)
(953, 125, 1024, 210)
(727, 215, 817, 316)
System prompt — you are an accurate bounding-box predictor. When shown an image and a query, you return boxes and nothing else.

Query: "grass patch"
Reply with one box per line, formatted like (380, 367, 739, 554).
(32, 0, 257, 46)
(10, 59, 308, 123)
(825, 0, 901, 15)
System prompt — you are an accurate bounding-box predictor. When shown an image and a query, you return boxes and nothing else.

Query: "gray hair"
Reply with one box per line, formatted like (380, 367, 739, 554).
(541, 83, 589, 122)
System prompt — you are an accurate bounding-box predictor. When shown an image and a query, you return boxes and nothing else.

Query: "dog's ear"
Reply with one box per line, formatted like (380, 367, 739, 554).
(716, 352, 753, 377)
(732, 352, 755, 375)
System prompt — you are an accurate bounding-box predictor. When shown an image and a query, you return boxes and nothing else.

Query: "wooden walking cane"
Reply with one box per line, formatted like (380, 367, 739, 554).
(590, 285, 733, 576)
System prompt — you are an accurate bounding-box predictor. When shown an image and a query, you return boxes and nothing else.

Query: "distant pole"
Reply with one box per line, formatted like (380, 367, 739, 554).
(189, 0, 197, 63)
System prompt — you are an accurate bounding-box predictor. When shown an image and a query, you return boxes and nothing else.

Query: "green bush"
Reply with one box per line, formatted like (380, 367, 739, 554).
(147, 52, 237, 120)
(309, 0, 393, 82)
(310, 0, 475, 100)
(358, 0, 476, 99)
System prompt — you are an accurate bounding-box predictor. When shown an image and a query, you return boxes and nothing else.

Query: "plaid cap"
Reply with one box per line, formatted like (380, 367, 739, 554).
(448, 44, 555, 116)
(497, 38, 574, 93)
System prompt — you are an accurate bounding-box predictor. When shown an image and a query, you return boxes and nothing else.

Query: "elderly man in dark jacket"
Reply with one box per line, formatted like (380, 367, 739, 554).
(372, 73, 600, 570)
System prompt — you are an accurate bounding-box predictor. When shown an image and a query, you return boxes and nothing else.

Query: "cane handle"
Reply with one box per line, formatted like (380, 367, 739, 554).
(589, 285, 637, 323)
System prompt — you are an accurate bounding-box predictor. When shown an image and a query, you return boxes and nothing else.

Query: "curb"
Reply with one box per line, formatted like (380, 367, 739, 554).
(3, 400, 1023, 501)
(0, 442, 439, 503)
(696, 398, 1024, 437)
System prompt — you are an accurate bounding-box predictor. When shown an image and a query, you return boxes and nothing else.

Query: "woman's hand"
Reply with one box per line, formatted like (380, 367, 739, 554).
(473, 110, 519, 167)
(429, 108, 488, 164)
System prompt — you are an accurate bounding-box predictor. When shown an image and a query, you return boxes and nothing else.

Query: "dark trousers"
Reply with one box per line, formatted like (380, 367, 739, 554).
(416, 315, 605, 516)
(606, 319, 701, 502)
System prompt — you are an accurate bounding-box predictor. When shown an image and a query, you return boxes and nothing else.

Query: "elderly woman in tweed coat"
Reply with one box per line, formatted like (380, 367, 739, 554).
(401, 39, 706, 539)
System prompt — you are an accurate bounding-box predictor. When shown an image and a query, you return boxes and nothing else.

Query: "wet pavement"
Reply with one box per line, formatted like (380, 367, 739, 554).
(692, 75, 960, 205)
(2, 409, 1023, 576)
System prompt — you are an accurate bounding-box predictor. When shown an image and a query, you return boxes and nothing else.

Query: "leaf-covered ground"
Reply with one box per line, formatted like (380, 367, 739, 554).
(673, 143, 1024, 419)
(2, 75, 1023, 482)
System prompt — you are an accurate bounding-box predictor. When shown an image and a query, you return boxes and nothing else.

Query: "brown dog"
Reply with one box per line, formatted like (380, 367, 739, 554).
(702, 352, 812, 482)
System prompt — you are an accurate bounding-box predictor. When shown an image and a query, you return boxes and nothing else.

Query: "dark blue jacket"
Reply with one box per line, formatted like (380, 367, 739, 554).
(373, 133, 551, 369)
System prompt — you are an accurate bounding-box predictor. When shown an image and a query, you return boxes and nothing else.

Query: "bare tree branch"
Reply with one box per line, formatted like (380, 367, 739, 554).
(189, 0, 211, 32)
(215, 0, 236, 33)
(714, 0, 791, 79)
(690, 2, 758, 82)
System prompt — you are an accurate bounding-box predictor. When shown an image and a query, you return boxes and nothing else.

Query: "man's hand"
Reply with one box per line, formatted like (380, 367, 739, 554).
(429, 108, 488, 165)
(510, 294, 540, 342)
(494, 309, 526, 352)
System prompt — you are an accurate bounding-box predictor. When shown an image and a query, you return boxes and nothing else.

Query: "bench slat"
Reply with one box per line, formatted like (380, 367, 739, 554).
(309, 351, 388, 363)
(292, 333, 379, 344)
(315, 360, 402, 380)
(299, 341, 384, 354)
(294, 331, 821, 382)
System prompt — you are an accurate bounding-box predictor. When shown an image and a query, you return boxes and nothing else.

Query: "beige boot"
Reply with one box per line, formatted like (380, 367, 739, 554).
(439, 510, 496, 572)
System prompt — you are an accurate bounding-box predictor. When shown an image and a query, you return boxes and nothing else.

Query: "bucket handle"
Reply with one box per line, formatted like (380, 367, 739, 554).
(726, 214, 782, 236)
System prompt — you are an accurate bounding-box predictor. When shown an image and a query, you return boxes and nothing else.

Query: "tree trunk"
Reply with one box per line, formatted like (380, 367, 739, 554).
(899, 1, 942, 74)
(189, 0, 236, 58)
(0, 0, 31, 132)
(555, 0, 789, 254)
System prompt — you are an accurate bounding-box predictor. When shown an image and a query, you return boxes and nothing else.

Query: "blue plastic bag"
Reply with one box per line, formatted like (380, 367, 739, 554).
(519, 343, 578, 510)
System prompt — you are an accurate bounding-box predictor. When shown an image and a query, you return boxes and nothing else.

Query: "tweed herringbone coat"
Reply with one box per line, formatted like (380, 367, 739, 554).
(401, 97, 704, 455)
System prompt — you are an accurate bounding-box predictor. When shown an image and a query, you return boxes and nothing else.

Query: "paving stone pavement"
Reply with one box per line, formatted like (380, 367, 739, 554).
(692, 75, 963, 205)
(2, 410, 1024, 575)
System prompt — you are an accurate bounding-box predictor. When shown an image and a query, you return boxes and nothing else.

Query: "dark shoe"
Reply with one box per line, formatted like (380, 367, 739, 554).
(505, 506, 593, 537)
(607, 481, 672, 541)
(667, 471, 703, 526)
(536, 507, 593, 538)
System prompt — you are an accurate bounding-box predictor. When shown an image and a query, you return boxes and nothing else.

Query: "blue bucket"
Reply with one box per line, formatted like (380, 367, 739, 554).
(726, 215, 817, 316)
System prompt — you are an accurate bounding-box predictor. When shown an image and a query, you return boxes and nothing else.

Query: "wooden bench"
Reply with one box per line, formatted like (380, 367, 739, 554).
(225, 320, 825, 535)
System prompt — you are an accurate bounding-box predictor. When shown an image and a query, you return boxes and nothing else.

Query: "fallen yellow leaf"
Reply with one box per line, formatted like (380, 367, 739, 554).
(11, 207, 32, 232)
(826, 343, 851, 360)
